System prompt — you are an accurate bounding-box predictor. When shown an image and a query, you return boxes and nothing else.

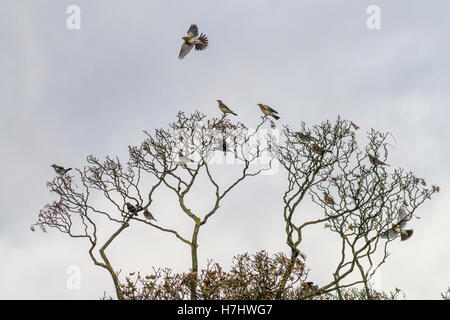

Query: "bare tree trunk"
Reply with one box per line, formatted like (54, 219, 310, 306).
(189, 223, 201, 299)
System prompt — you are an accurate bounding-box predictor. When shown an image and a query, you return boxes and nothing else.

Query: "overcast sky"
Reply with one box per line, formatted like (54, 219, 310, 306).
(1, 0, 449, 299)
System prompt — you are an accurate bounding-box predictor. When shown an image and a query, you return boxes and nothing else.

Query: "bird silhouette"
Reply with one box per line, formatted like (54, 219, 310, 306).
(126, 202, 139, 216)
(179, 24, 208, 59)
(257, 104, 280, 120)
(51, 164, 72, 175)
(217, 100, 237, 116)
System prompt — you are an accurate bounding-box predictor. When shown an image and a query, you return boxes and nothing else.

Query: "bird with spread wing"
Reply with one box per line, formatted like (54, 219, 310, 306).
(179, 24, 208, 59)
(380, 207, 414, 241)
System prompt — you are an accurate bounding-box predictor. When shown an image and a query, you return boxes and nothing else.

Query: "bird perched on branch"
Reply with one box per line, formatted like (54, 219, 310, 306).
(257, 104, 280, 120)
(217, 100, 237, 116)
(143, 209, 157, 222)
(380, 207, 413, 241)
(323, 192, 335, 205)
(368, 154, 390, 166)
(126, 202, 139, 216)
(51, 164, 72, 175)
(351, 122, 360, 130)
(178, 24, 208, 59)
(295, 132, 314, 143)
(312, 144, 331, 156)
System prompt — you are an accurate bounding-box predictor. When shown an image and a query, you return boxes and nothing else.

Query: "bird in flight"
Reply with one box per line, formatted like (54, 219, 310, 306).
(368, 154, 390, 166)
(217, 100, 237, 117)
(179, 24, 208, 59)
(257, 104, 280, 120)
(380, 207, 414, 241)
(51, 164, 72, 175)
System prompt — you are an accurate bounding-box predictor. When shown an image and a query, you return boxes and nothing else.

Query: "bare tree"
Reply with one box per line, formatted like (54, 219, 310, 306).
(268, 117, 439, 299)
(33, 111, 274, 300)
(32, 111, 439, 300)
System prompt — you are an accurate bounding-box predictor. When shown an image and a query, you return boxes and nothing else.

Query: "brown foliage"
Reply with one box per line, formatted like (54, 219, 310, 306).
(118, 251, 309, 300)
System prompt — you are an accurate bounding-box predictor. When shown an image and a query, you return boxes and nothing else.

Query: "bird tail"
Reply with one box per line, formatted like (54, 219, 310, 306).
(195, 34, 208, 50)
(401, 229, 413, 241)
(66, 168, 72, 172)
(271, 114, 280, 120)
(231, 111, 238, 116)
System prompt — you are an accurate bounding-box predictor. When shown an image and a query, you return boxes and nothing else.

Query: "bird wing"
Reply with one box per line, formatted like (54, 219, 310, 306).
(401, 229, 413, 241)
(179, 42, 194, 59)
(187, 24, 198, 37)
(397, 207, 410, 228)
(266, 105, 278, 114)
(380, 228, 400, 240)
(222, 104, 233, 112)
(195, 34, 208, 51)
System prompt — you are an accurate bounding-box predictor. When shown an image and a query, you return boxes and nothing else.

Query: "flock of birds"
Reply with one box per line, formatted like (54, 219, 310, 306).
(48, 24, 412, 241)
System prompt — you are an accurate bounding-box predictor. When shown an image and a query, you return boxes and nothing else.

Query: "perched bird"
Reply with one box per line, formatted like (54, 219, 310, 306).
(323, 192, 335, 205)
(257, 104, 280, 120)
(351, 122, 360, 130)
(51, 164, 72, 175)
(126, 202, 139, 215)
(380, 207, 414, 241)
(368, 154, 390, 166)
(143, 209, 157, 222)
(348, 224, 354, 231)
(178, 151, 194, 164)
(178, 24, 208, 59)
(217, 100, 237, 116)
(295, 132, 314, 143)
(312, 144, 331, 156)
